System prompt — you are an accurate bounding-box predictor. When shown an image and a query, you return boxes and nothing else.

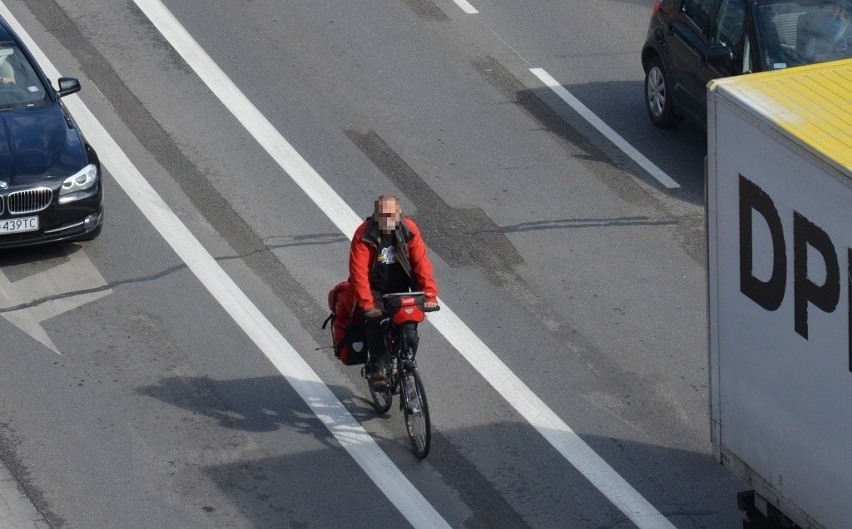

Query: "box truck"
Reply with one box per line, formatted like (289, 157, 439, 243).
(707, 59, 852, 529)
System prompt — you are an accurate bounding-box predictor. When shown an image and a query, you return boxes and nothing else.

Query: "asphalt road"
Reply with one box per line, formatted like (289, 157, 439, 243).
(0, 0, 745, 527)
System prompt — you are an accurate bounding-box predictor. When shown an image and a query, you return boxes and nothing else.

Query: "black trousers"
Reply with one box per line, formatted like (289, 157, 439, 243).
(366, 291, 419, 371)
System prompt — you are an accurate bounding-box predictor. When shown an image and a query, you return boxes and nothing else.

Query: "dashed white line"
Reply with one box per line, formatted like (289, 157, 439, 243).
(452, 0, 478, 14)
(127, 1, 679, 527)
(530, 67, 681, 189)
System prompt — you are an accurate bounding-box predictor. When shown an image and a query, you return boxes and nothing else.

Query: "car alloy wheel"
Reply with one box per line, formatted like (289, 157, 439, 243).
(644, 56, 682, 129)
(647, 66, 666, 118)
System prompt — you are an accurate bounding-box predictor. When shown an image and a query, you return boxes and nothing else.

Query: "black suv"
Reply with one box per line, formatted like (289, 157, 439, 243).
(641, 0, 851, 128)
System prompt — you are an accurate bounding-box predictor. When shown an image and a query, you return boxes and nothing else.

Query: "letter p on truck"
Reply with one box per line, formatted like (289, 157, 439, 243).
(707, 59, 852, 529)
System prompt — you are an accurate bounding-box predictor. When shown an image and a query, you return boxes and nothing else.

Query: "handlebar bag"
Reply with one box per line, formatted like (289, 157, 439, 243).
(386, 293, 425, 325)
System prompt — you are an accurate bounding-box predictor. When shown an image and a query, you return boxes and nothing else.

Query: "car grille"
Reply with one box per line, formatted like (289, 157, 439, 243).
(6, 188, 53, 215)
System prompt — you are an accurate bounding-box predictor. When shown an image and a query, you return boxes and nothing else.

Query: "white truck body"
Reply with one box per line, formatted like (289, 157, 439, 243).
(707, 59, 852, 529)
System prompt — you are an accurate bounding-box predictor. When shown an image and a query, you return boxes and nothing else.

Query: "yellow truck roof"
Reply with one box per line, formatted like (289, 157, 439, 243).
(709, 59, 852, 176)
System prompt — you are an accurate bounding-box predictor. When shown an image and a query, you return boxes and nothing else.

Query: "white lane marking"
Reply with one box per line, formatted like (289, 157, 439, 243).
(128, 1, 679, 527)
(530, 67, 681, 189)
(0, 5, 452, 529)
(452, 0, 479, 14)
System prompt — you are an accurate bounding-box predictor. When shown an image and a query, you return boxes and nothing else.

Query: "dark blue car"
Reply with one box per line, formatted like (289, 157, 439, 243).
(0, 15, 102, 248)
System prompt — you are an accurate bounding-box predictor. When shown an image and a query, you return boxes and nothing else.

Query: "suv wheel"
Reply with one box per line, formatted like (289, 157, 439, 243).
(645, 56, 682, 128)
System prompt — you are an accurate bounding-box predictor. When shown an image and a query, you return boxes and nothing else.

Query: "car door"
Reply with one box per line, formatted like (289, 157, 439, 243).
(695, 0, 753, 117)
(666, 0, 719, 118)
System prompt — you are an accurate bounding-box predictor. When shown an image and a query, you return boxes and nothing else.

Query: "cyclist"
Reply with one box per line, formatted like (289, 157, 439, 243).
(349, 194, 438, 387)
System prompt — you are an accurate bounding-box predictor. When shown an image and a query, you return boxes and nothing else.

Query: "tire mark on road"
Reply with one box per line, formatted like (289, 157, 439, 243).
(472, 57, 664, 209)
(472, 56, 706, 266)
(401, 0, 449, 21)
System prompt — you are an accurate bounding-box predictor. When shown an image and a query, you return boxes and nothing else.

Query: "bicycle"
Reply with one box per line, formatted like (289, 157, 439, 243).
(361, 291, 438, 459)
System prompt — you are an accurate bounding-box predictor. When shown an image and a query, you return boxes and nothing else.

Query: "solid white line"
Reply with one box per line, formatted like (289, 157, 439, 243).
(452, 0, 479, 14)
(530, 67, 681, 189)
(126, 1, 679, 527)
(0, 4, 452, 529)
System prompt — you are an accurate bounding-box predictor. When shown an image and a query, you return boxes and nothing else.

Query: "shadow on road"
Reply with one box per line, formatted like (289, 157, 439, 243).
(136, 374, 745, 529)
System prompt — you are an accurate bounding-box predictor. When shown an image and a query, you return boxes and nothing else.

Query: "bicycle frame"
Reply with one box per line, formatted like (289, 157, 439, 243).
(380, 319, 417, 406)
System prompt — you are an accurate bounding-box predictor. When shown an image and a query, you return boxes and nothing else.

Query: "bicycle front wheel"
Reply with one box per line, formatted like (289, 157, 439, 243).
(401, 368, 430, 459)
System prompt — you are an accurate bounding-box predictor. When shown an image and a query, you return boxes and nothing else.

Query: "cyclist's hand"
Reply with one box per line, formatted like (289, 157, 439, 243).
(424, 301, 439, 311)
(364, 308, 382, 318)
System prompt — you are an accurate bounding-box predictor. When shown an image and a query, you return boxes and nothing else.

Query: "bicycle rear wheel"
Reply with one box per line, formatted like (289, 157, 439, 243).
(368, 367, 393, 414)
(401, 368, 430, 458)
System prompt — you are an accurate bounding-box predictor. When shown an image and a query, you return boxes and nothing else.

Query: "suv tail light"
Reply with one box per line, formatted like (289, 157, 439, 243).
(650, 0, 661, 19)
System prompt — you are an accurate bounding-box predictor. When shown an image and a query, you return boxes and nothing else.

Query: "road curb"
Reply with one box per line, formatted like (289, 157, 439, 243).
(0, 461, 49, 529)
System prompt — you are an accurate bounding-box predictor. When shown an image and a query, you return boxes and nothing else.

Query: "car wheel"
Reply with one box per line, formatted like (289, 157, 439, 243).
(645, 56, 682, 129)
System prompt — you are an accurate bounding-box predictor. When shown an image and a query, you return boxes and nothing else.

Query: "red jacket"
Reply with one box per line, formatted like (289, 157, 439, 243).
(349, 216, 438, 312)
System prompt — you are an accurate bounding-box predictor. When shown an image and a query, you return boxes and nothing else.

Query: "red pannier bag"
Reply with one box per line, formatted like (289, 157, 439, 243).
(322, 281, 368, 365)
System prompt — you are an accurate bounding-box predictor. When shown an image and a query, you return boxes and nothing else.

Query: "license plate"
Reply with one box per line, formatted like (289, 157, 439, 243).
(0, 216, 38, 235)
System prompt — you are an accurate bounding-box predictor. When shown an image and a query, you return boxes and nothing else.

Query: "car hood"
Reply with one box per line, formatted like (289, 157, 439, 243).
(0, 104, 87, 186)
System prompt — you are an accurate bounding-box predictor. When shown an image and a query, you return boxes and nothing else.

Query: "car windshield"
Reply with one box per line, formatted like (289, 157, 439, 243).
(756, 0, 852, 70)
(0, 44, 50, 109)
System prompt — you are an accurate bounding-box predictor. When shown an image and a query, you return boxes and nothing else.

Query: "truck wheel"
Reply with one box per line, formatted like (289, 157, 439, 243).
(645, 56, 683, 129)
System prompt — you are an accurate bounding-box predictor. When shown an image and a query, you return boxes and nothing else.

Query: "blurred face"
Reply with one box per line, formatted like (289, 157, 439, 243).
(375, 196, 401, 234)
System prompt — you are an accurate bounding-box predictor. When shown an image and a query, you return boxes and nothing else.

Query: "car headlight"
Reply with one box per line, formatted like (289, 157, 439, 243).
(58, 164, 98, 202)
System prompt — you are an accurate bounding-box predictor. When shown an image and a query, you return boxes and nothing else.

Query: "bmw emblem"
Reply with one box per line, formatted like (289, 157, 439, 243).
(0, 181, 7, 190)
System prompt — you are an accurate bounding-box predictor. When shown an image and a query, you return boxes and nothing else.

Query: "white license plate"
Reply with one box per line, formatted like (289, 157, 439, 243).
(0, 216, 39, 235)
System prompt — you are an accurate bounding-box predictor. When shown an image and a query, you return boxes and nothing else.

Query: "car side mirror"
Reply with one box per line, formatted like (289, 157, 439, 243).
(57, 77, 81, 98)
(706, 45, 734, 70)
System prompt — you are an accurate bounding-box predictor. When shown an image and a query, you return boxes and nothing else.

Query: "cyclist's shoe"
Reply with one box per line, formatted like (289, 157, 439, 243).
(369, 372, 389, 391)
(363, 361, 379, 376)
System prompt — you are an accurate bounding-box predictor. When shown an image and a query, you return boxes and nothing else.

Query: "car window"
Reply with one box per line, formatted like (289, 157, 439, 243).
(713, 0, 752, 72)
(0, 45, 50, 109)
(682, 0, 719, 31)
(755, 0, 852, 70)
(796, 0, 851, 61)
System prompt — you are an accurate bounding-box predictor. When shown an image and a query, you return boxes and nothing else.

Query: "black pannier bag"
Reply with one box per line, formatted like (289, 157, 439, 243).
(340, 322, 368, 366)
